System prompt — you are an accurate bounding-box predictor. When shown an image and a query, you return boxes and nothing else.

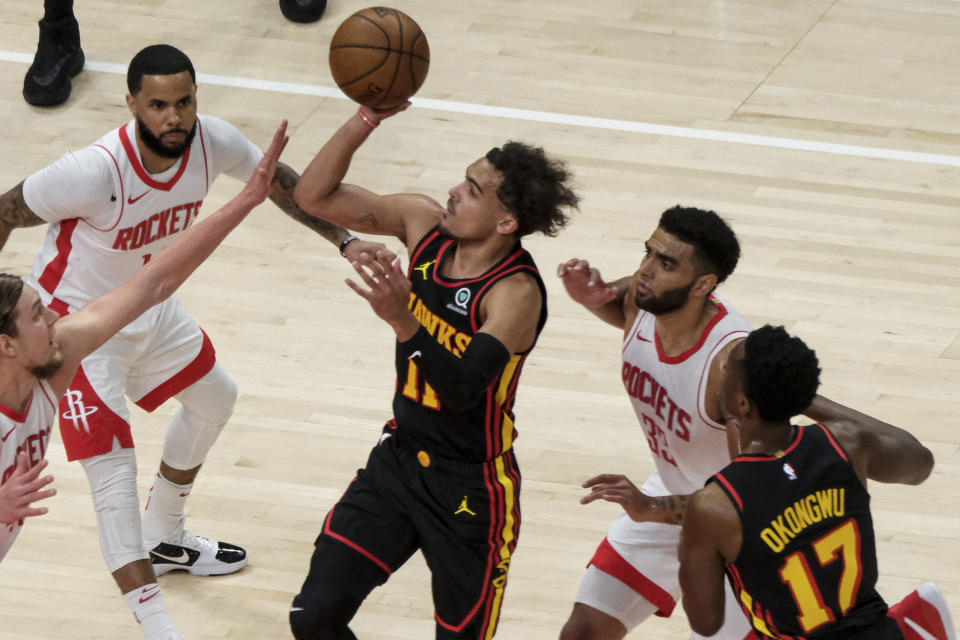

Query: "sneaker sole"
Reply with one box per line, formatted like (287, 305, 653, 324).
(153, 556, 248, 577)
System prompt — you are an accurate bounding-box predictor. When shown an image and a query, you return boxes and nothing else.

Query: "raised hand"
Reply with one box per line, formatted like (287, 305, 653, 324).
(240, 120, 290, 207)
(0, 453, 56, 526)
(557, 258, 619, 307)
(342, 238, 398, 265)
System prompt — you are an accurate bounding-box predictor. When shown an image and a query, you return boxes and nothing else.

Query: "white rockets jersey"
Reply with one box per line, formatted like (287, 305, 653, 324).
(0, 381, 58, 562)
(23, 115, 262, 330)
(621, 296, 750, 495)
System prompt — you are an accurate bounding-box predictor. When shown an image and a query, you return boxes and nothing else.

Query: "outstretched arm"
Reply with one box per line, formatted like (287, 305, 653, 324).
(557, 259, 632, 329)
(804, 395, 934, 486)
(269, 161, 395, 262)
(580, 474, 690, 525)
(292, 104, 439, 251)
(0, 453, 56, 525)
(678, 484, 739, 637)
(48, 122, 289, 396)
(0, 182, 46, 252)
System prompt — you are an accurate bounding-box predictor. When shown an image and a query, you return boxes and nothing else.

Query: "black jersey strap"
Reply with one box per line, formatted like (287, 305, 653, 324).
(401, 327, 511, 410)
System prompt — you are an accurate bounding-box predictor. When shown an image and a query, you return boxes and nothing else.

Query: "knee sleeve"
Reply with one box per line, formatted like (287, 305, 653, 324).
(290, 589, 360, 640)
(162, 364, 238, 470)
(80, 448, 147, 572)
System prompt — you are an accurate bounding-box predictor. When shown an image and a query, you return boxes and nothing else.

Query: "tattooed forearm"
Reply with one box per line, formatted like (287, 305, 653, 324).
(652, 494, 689, 525)
(0, 181, 46, 252)
(269, 163, 349, 246)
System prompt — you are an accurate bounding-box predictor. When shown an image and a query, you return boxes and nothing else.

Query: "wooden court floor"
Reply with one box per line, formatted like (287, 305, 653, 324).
(0, 0, 958, 637)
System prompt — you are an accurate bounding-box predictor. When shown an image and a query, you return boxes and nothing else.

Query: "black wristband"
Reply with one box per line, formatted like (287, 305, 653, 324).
(339, 235, 358, 257)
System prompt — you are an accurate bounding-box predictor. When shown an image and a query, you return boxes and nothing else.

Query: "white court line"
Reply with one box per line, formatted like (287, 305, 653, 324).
(4, 50, 960, 168)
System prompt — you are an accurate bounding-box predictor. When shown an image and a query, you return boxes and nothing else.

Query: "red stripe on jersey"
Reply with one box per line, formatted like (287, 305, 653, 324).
(408, 229, 441, 274)
(86, 144, 125, 232)
(0, 391, 32, 422)
(735, 426, 805, 462)
(118, 122, 192, 190)
(816, 423, 849, 461)
(468, 264, 536, 333)
(196, 118, 210, 193)
(134, 330, 216, 412)
(588, 537, 677, 617)
(432, 242, 525, 287)
(37, 218, 79, 295)
(48, 297, 70, 317)
(713, 472, 744, 511)
(655, 299, 729, 364)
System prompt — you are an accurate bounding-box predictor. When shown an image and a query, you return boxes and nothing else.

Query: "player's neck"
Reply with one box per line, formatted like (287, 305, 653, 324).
(442, 234, 515, 279)
(653, 297, 719, 357)
(740, 421, 795, 456)
(0, 367, 38, 415)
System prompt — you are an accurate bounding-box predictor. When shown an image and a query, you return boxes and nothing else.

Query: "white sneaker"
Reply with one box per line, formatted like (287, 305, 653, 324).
(890, 582, 957, 640)
(149, 520, 247, 576)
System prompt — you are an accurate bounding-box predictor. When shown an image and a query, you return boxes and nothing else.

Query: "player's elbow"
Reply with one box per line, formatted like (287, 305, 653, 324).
(905, 444, 935, 485)
(684, 604, 723, 637)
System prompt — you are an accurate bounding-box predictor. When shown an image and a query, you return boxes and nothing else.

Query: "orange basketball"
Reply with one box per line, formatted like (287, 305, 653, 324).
(328, 7, 430, 109)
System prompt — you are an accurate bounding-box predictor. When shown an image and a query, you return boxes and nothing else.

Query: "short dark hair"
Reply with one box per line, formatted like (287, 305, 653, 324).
(658, 206, 740, 283)
(739, 325, 821, 422)
(485, 142, 578, 237)
(0, 274, 24, 338)
(127, 44, 196, 94)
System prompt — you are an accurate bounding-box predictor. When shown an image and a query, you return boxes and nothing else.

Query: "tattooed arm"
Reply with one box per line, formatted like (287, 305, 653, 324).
(580, 473, 691, 525)
(291, 108, 439, 253)
(0, 182, 47, 251)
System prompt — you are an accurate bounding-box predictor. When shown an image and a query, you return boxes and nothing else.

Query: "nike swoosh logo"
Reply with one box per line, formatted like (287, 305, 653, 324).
(151, 548, 190, 563)
(409, 350, 422, 359)
(178, 492, 190, 497)
(903, 617, 939, 640)
(0, 427, 15, 442)
(139, 586, 161, 604)
(289, 607, 304, 613)
(33, 57, 71, 88)
(127, 190, 150, 204)
(637, 336, 652, 343)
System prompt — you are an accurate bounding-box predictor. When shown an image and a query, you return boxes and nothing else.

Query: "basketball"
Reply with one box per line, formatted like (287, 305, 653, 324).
(328, 7, 430, 109)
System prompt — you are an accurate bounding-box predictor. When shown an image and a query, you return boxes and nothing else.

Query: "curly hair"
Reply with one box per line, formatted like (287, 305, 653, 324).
(0, 274, 24, 338)
(739, 325, 821, 422)
(658, 206, 740, 283)
(485, 142, 579, 237)
(127, 44, 196, 95)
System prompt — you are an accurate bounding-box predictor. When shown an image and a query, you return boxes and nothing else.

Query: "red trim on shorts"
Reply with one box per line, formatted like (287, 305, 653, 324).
(134, 330, 216, 412)
(655, 298, 728, 364)
(118, 122, 192, 190)
(321, 507, 392, 576)
(37, 218, 79, 294)
(588, 537, 677, 618)
(59, 365, 134, 461)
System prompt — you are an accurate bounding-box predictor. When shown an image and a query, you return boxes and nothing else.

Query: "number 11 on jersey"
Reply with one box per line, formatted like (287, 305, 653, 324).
(402, 359, 440, 409)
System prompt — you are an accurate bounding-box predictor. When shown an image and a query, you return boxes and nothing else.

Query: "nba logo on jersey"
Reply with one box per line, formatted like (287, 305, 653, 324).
(782, 462, 798, 480)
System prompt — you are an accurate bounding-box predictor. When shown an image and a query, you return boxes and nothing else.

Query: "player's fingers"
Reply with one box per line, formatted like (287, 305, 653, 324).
(344, 278, 373, 300)
(13, 452, 29, 475)
(25, 474, 55, 492)
(26, 487, 56, 502)
(17, 506, 48, 519)
(582, 473, 622, 488)
(350, 260, 381, 288)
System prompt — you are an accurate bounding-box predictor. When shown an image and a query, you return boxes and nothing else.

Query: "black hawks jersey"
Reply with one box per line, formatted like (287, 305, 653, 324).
(711, 423, 896, 640)
(391, 227, 547, 463)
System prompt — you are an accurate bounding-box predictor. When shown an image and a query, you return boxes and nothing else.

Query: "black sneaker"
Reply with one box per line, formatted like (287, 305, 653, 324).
(149, 522, 248, 576)
(279, 0, 327, 24)
(22, 16, 85, 107)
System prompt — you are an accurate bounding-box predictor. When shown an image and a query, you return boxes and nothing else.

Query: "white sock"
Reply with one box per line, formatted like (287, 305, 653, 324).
(142, 472, 193, 548)
(123, 583, 183, 640)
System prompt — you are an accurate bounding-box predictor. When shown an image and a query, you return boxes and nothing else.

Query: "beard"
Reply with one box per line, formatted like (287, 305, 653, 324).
(635, 280, 694, 315)
(137, 117, 197, 159)
(31, 351, 64, 379)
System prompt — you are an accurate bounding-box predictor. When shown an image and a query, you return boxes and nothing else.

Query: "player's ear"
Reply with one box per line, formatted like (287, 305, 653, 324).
(692, 273, 718, 298)
(496, 213, 518, 236)
(0, 333, 16, 357)
(125, 93, 136, 117)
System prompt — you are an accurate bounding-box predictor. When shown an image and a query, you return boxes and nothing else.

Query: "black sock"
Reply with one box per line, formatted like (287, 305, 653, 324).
(43, 0, 74, 23)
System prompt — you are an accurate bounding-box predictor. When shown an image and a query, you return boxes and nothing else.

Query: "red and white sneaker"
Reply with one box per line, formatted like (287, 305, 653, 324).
(889, 582, 957, 640)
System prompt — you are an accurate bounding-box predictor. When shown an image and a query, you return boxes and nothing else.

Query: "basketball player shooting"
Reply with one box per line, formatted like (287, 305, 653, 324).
(0, 120, 289, 638)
